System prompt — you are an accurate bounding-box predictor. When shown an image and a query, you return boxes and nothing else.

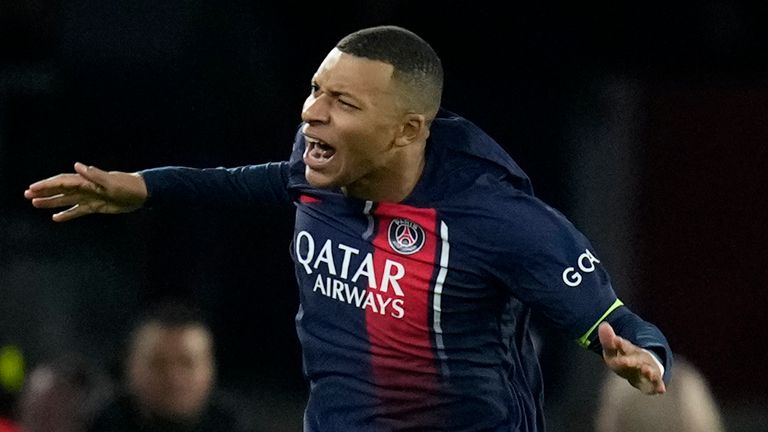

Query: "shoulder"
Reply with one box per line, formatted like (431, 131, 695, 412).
(205, 390, 264, 432)
(450, 182, 576, 247)
(88, 395, 138, 432)
(410, 109, 533, 206)
(429, 109, 533, 194)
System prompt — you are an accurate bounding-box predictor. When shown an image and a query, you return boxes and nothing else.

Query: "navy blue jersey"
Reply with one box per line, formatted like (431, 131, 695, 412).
(142, 109, 671, 431)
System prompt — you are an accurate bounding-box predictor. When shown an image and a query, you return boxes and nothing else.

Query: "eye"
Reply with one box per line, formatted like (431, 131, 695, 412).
(310, 83, 320, 94)
(338, 99, 356, 109)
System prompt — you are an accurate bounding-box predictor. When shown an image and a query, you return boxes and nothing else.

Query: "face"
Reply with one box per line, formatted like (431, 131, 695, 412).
(127, 323, 214, 420)
(301, 48, 408, 196)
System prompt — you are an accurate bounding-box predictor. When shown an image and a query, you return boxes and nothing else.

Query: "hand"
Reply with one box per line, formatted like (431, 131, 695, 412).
(598, 321, 666, 395)
(24, 162, 148, 222)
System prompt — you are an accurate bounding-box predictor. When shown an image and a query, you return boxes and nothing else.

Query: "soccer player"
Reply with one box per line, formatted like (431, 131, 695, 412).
(25, 25, 671, 431)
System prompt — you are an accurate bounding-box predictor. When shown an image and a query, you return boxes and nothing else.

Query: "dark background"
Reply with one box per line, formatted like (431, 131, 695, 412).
(1, 1, 766, 430)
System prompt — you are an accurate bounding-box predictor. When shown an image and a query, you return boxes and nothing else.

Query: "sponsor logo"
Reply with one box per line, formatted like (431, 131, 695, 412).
(562, 249, 601, 287)
(295, 230, 407, 318)
(387, 218, 425, 255)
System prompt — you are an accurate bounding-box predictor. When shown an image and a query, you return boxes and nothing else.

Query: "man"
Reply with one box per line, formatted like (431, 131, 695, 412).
(25, 25, 671, 431)
(87, 302, 257, 432)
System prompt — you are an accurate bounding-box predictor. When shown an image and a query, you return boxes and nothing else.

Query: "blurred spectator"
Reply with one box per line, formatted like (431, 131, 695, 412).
(16, 353, 112, 432)
(595, 355, 725, 432)
(89, 301, 260, 432)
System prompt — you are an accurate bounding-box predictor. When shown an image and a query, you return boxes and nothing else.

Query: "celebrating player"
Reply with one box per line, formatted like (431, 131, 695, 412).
(26, 25, 671, 431)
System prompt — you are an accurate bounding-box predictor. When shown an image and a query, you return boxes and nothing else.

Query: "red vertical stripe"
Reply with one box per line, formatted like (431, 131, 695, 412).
(367, 202, 439, 402)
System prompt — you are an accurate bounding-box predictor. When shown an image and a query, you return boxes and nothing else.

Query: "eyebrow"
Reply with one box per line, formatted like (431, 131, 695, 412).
(312, 80, 364, 106)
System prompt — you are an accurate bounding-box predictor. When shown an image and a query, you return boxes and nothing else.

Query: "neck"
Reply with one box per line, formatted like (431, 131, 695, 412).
(343, 145, 426, 202)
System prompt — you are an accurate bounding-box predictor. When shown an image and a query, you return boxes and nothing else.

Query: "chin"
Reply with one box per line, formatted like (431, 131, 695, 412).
(305, 168, 342, 190)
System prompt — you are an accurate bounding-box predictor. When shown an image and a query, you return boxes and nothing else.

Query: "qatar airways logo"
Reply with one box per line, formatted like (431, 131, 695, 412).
(562, 249, 601, 287)
(295, 231, 405, 318)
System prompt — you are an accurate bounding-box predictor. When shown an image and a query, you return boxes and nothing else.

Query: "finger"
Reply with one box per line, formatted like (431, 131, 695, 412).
(27, 173, 90, 196)
(637, 369, 666, 395)
(622, 351, 651, 370)
(604, 353, 641, 376)
(598, 322, 620, 355)
(52, 204, 94, 222)
(639, 363, 657, 381)
(604, 326, 644, 358)
(74, 162, 109, 188)
(640, 363, 666, 394)
(613, 335, 640, 356)
(31, 193, 87, 209)
(610, 354, 666, 394)
(635, 374, 656, 394)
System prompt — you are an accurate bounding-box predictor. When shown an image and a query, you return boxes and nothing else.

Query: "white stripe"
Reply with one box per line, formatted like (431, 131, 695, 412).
(433, 220, 450, 376)
(362, 200, 374, 240)
(641, 348, 665, 377)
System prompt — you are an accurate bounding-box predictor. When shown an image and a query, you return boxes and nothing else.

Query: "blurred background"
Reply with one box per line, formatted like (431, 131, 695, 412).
(1, 1, 766, 430)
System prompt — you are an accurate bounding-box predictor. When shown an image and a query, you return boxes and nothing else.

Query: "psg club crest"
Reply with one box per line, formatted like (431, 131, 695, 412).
(387, 218, 426, 255)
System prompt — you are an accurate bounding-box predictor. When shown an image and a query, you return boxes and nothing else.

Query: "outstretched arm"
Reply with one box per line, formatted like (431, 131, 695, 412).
(24, 162, 147, 222)
(598, 321, 666, 395)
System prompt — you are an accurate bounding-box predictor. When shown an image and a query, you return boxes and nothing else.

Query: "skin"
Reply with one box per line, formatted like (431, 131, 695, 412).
(24, 161, 147, 222)
(599, 322, 666, 394)
(127, 323, 215, 420)
(23, 49, 428, 215)
(301, 48, 429, 202)
(22, 46, 666, 396)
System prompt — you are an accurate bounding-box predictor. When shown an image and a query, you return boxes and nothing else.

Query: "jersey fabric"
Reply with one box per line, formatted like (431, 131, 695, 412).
(141, 108, 672, 431)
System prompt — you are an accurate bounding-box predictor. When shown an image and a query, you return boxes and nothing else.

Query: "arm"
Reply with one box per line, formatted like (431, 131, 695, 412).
(140, 162, 290, 208)
(495, 193, 671, 394)
(25, 161, 291, 222)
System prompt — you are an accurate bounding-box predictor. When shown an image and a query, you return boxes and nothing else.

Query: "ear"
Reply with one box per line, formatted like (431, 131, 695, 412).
(395, 113, 427, 147)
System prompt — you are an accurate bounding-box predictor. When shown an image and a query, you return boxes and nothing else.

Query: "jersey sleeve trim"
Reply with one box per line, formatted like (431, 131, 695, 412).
(577, 298, 624, 348)
(640, 348, 665, 377)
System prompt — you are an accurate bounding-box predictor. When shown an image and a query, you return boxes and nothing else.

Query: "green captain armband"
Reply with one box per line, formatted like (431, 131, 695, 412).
(577, 299, 624, 348)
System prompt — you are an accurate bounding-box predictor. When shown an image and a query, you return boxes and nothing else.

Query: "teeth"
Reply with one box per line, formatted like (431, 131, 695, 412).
(305, 136, 324, 147)
(304, 134, 335, 161)
(306, 136, 332, 150)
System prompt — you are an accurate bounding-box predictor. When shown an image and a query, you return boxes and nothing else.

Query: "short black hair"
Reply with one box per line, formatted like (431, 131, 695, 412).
(137, 300, 209, 328)
(336, 25, 443, 119)
(126, 300, 212, 353)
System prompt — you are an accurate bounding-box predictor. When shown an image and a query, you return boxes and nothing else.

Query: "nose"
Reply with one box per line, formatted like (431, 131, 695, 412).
(301, 94, 330, 125)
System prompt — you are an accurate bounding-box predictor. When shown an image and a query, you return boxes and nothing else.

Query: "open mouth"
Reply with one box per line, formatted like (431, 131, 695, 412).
(304, 135, 336, 166)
